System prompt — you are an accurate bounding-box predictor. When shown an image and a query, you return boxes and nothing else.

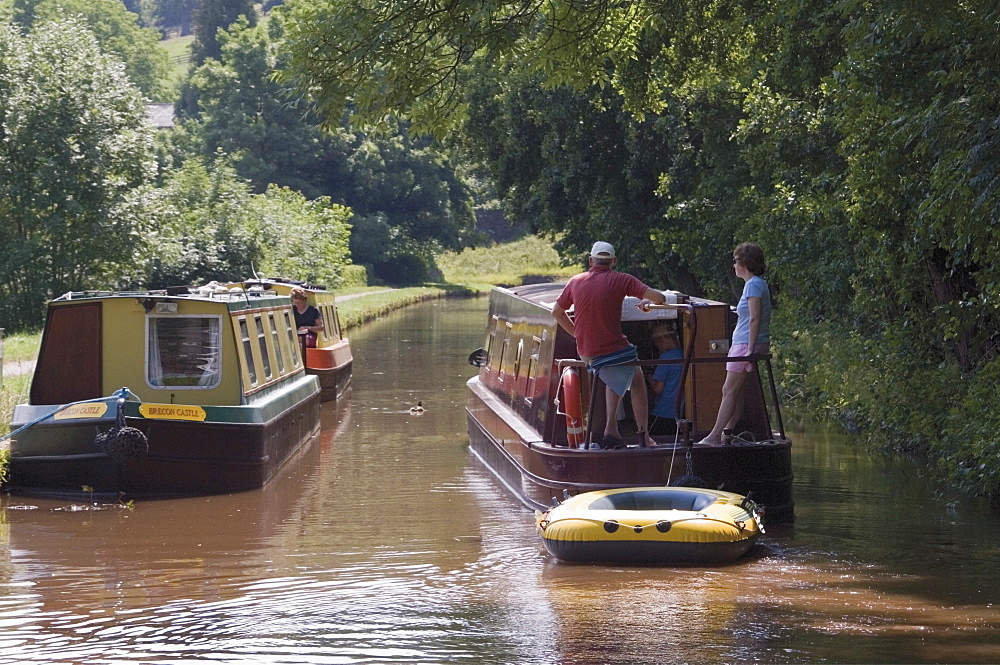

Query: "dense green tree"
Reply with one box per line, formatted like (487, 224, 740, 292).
(827, 0, 1000, 370)
(462, 65, 700, 291)
(190, 0, 255, 65)
(0, 19, 157, 330)
(144, 158, 353, 289)
(143, 158, 265, 287)
(189, 15, 354, 198)
(281, 0, 667, 137)
(153, 0, 196, 35)
(181, 13, 476, 282)
(9, 0, 171, 100)
(248, 186, 353, 288)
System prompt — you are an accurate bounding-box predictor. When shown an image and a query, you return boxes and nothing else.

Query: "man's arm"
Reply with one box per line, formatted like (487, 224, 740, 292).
(637, 287, 667, 311)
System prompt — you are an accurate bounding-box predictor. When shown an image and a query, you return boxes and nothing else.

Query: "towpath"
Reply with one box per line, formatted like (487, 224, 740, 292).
(2, 359, 35, 378)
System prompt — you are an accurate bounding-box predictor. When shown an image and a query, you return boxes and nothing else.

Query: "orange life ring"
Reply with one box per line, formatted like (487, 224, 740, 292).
(562, 367, 585, 448)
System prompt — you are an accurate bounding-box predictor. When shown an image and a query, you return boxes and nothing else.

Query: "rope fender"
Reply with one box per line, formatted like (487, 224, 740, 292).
(95, 389, 149, 463)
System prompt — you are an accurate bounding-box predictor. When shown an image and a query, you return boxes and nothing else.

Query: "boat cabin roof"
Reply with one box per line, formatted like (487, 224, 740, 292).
(51, 285, 290, 314)
(494, 283, 684, 322)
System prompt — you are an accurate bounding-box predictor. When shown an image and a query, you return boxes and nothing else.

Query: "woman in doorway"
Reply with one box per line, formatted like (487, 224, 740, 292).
(291, 287, 324, 347)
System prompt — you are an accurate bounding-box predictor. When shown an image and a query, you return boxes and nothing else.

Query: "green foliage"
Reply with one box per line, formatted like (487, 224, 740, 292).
(142, 157, 262, 286)
(188, 14, 352, 198)
(11, 0, 172, 100)
(178, 14, 477, 282)
(190, 0, 255, 65)
(142, 158, 353, 289)
(154, 0, 197, 35)
(340, 264, 369, 289)
(0, 19, 158, 331)
(248, 185, 353, 289)
(1, 374, 31, 439)
(0, 331, 41, 364)
(279, 0, 669, 137)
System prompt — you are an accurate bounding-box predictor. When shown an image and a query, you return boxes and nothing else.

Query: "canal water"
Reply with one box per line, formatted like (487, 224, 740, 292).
(2, 297, 1000, 664)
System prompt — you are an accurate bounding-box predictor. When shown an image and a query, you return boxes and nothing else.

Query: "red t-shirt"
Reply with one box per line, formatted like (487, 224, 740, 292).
(556, 265, 651, 358)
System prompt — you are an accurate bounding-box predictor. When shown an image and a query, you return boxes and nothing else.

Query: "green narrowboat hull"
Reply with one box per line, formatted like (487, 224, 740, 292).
(8, 377, 321, 499)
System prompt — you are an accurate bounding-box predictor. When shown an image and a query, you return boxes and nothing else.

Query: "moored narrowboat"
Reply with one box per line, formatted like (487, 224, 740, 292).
(466, 283, 794, 524)
(235, 278, 352, 402)
(5, 285, 322, 499)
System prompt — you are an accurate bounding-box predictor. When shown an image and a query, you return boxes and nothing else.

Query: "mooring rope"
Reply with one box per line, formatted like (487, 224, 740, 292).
(1, 387, 139, 443)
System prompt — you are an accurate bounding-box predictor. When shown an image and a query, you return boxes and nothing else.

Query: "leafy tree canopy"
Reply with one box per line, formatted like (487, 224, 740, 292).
(280, 0, 669, 137)
(9, 0, 172, 100)
(179, 12, 476, 282)
(0, 18, 157, 329)
(143, 157, 352, 289)
(190, 0, 256, 65)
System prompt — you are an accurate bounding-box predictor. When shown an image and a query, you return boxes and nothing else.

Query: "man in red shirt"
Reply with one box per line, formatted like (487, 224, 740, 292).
(553, 242, 666, 448)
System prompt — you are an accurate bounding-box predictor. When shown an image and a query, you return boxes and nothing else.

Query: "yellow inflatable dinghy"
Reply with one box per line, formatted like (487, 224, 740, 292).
(536, 487, 763, 565)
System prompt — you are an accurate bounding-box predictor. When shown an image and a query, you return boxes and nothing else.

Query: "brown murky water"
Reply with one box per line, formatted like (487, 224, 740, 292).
(3, 297, 1000, 664)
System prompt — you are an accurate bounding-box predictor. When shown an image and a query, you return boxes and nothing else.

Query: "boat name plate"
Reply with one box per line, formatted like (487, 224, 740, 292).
(139, 403, 207, 421)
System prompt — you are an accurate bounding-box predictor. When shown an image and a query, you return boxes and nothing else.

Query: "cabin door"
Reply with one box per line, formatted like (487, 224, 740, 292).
(30, 302, 103, 405)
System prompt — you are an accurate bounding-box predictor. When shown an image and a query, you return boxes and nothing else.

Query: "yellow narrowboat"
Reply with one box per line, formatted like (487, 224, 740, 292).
(5, 284, 322, 499)
(235, 278, 352, 402)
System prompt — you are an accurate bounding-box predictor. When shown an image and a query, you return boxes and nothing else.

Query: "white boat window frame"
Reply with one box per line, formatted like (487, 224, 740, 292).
(254, 313, 273, 381)
(145, 314, 223, 390)
(498, 322, 513, 384)
(237, 316, 259, 388)
(268, 311, 287, 376)
(282, 310, 302, 370)
(525, 335, 542, 406)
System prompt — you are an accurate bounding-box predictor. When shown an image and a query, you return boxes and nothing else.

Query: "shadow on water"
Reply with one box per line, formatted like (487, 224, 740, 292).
(2, 297, 1000, 664)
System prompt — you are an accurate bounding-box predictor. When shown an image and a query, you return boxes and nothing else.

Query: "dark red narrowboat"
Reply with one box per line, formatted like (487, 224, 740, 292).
(466, 283, 794, 525)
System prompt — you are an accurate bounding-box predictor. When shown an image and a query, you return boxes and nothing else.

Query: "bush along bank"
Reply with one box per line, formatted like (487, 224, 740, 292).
(776, 316, 1000, 503)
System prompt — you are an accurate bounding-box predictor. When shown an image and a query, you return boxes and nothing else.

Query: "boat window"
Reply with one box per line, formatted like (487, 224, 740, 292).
(239, 317, 258, 386)
(268, 312, 286, 375)
(498, 322, 512, 383)
(326, 304, 341, 338)
(513, 338, 524, 379)
(146, 315, 222, 389)
(485, 316, 500, 374)
(283, 310, 302, 369)
(525, 336, 542, 404)
(255, 314, 272, 380)
(320, 303, 340, 341)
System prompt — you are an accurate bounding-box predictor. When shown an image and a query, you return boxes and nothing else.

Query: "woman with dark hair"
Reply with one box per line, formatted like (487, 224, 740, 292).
(697, 242, 771, 445)
(290, 287, 324, 347)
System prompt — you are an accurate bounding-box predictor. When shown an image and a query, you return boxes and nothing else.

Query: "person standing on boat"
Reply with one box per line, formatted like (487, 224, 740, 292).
(648, 324, 683, 436)
(291, 287, 324, 348)
(697, 242, 771, 445)
(552, 241, 666, 448)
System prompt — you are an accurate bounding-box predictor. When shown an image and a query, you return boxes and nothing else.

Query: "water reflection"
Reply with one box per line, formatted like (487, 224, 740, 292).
(2, 298, 1000, 664)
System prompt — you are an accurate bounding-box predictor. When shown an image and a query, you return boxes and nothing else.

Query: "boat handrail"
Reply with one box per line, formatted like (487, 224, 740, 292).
(559, 352, 785, 445)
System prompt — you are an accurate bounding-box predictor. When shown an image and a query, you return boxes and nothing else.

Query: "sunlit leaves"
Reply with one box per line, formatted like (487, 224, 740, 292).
(0, 19, 156, 328)
(280, 0, 673, 137)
